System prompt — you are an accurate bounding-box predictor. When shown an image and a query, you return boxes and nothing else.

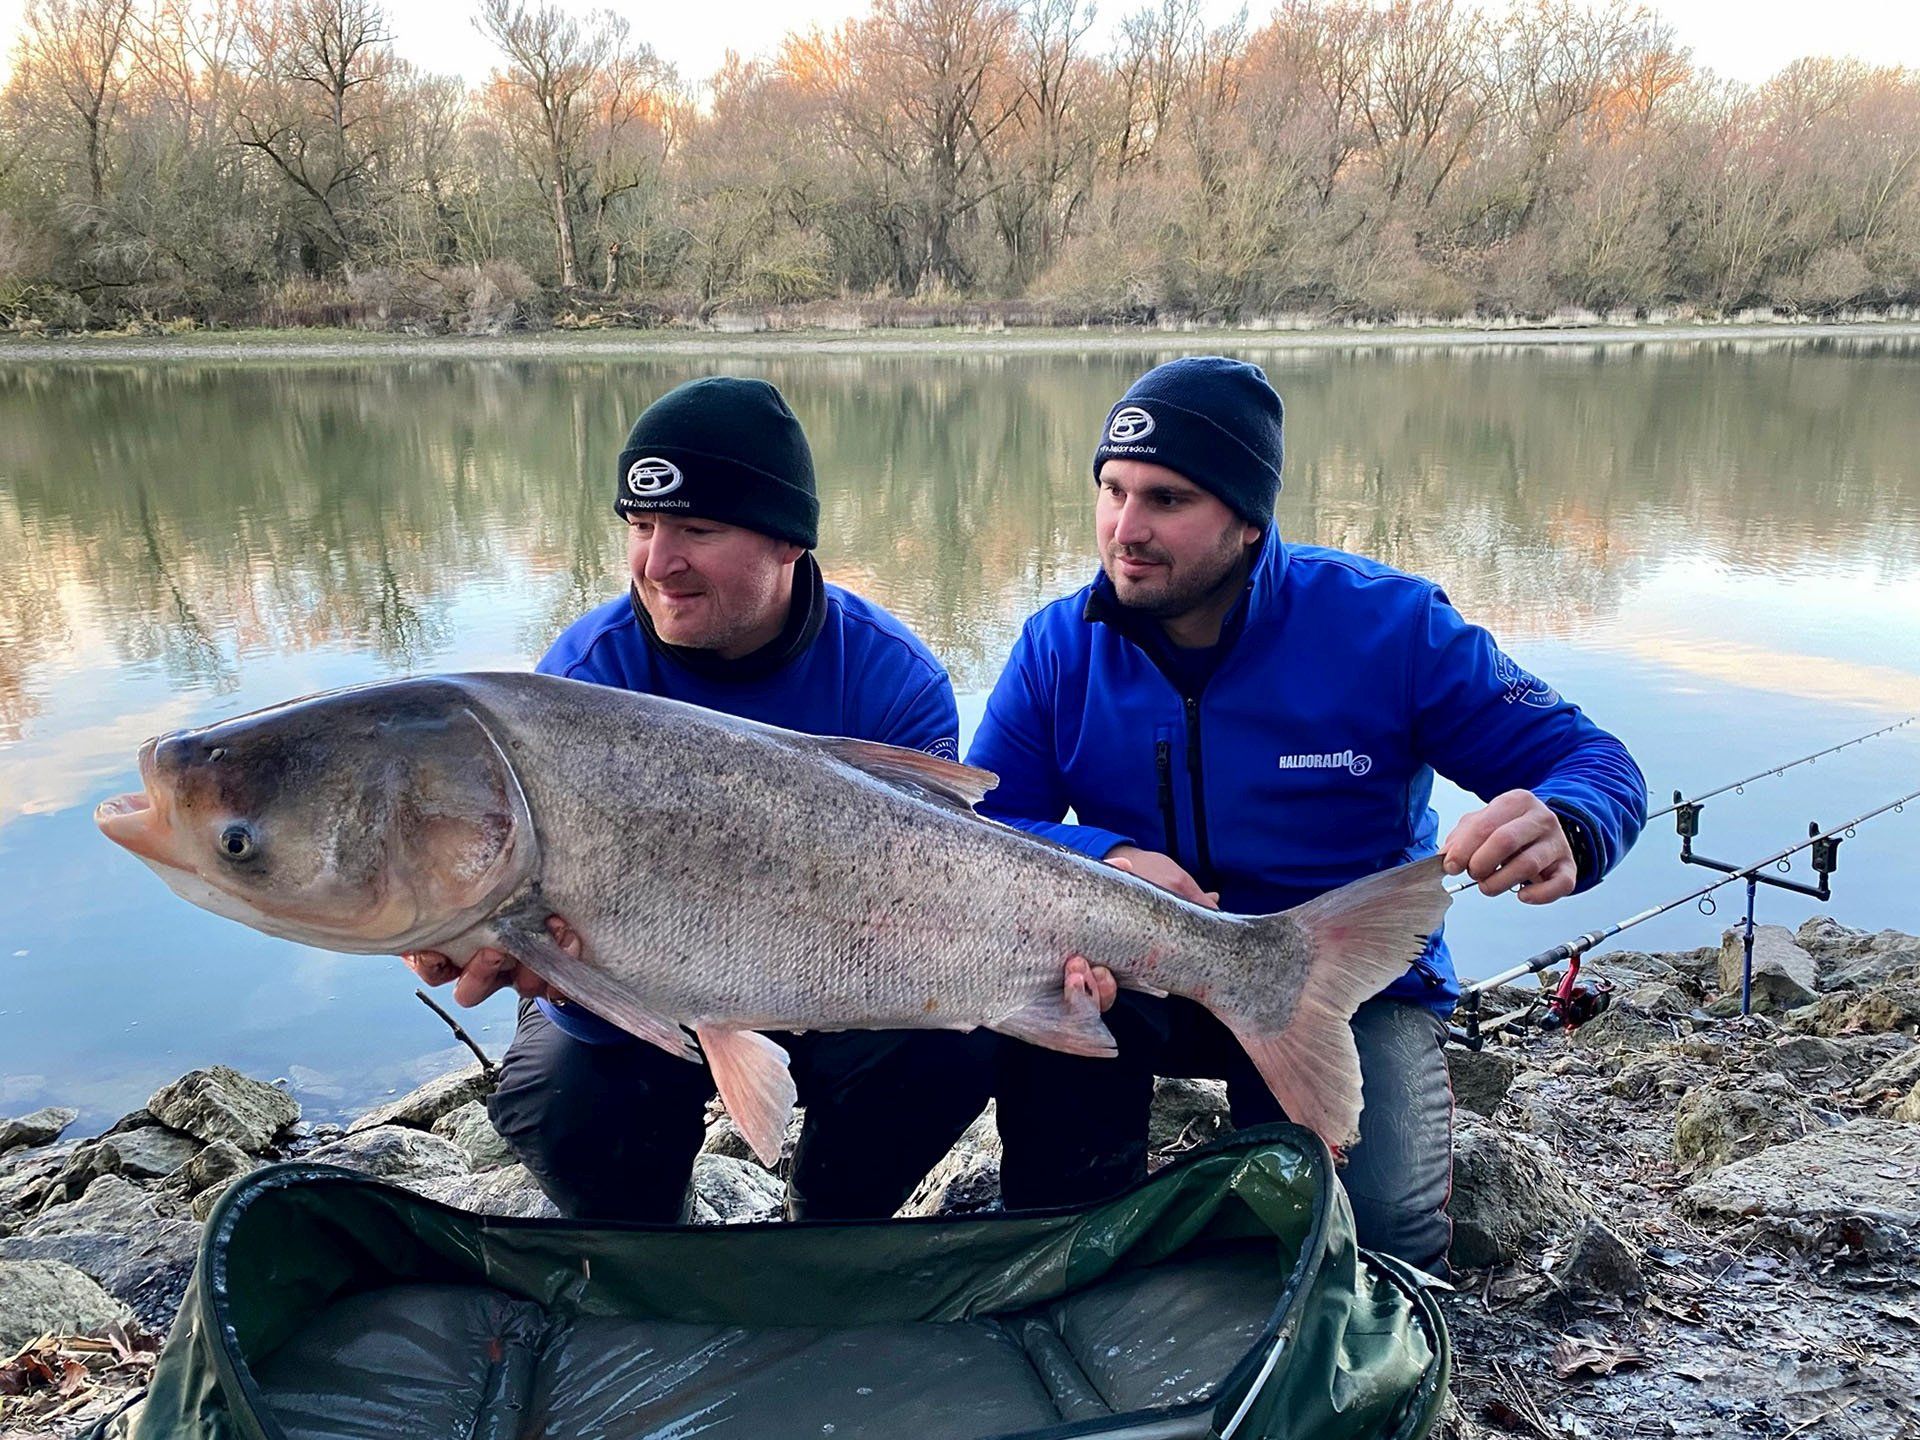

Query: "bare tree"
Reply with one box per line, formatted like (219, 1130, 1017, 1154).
(234, 0, 399, 272)
(991, 0, 1096, 281)
(1361, 0, 1490, 208)
(475, 0, 619, 287)
(15, 0, 137, 206)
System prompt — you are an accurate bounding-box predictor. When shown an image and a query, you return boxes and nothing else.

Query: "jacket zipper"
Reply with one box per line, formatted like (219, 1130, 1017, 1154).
(1155, 739, 1178, 857)
(1183, 696, 1214, 882)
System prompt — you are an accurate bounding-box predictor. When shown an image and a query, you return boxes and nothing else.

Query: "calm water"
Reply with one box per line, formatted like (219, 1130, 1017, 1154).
(4, 340, 1920, 1131)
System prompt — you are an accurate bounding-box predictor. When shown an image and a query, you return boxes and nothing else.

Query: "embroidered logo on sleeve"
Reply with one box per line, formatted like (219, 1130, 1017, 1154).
(1495, 652, 1561, 708)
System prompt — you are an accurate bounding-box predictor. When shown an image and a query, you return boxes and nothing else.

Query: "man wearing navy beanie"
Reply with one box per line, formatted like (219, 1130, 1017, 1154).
(403, 375, 992, 1225)
(972, 355, 1647, 1273)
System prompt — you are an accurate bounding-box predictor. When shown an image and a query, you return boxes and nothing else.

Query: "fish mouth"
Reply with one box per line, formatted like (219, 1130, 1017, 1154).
(95, 739, 179, 865)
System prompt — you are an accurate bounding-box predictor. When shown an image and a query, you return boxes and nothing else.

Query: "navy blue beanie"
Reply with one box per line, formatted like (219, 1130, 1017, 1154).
(1093, 357, 1285, 526)
(614, 377, 819, 549)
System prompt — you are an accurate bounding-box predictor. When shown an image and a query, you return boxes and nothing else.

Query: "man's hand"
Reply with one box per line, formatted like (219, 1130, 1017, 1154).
(1063, 954, 1119, 1013)
(1104, 845, 1220, 909)
(1065, 846, 1217, 1014)
(402, 916, 581, 1007)
(1443, 790, 1577, 904)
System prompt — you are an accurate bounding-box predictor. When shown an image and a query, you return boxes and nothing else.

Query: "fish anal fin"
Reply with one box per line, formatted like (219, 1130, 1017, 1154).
(696, 1025, 797, 1167)
(989, 986, 1119, 1058)
(815, 738, 998, 810)
(488, 917, 699, 1063)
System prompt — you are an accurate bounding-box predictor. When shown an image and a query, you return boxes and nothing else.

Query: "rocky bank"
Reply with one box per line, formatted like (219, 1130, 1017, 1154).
(3, 914, 1917, 1439)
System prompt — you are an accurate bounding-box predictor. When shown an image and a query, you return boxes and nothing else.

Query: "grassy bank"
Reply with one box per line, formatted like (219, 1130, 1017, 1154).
(4, 317, 1920, 365)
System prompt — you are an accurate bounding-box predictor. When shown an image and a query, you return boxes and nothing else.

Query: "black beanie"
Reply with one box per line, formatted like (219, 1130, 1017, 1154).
(1092, 356, 1285, 527)
(614, 377, 819, 549)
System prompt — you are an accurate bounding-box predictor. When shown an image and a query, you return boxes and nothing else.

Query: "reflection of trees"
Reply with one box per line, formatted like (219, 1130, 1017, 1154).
(0, 494, 69, 743)
(0, 341, 1916, 722)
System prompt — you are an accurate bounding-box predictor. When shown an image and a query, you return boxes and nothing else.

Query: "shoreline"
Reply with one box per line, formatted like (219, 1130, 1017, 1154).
(3, 915, 1919, 1437)
(3, 317, 1920, 364)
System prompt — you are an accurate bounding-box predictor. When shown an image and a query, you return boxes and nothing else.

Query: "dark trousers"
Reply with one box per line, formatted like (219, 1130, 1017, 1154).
(996, 994, 1456, 1274)
(488, 1000, 994, 1223)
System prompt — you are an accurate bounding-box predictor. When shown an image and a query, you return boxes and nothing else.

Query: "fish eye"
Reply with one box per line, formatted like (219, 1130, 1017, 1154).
(218, 823, 258, 862)
(207, 746, 227, 761)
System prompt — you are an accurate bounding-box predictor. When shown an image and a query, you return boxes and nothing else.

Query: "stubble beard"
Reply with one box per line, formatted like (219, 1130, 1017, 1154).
(1104, 523, 1248, 621)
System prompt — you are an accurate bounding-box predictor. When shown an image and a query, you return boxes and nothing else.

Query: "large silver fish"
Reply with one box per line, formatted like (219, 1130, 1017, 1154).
(96, 672, 1451, 1164)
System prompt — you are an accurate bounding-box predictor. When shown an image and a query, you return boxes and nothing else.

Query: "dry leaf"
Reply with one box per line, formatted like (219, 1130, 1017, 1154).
(1551, 1337, 1648, 1379)
(56, 1357, 91, 1397)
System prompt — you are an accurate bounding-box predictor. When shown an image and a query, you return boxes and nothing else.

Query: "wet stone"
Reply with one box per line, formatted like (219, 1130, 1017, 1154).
(1551, 1218, 1645, 1300)
(148, 1066, 299, 1153)
(415, 1164, 560, 1219)
(1570, 1003, 1675, 1056)
(0, 1258, 133, 1349)
(0, 1106, 79, 1155)
(1447, 1047, 1519, 1117)
(901, 1107, 1001, 1218)
(348, 1065, 493, 1134)
(1147, 1078, 1231, 1157)
(430, 1101, 517, 1172)
(1679, 1119, 1920, 1253)
(1673, 1087, 1825, 1174)
(691, 1154, 784, 1224)
(1, 1176, 200, 1330)
(303, 1127, 471, 1189)
(1717, 926, 1818, 1012)
(1447, 1113, 1592, 1270)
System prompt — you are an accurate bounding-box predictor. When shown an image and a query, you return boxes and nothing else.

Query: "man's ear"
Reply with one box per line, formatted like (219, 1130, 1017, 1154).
(776, 541, 806, 566)
(1241, 522, 1263, 548)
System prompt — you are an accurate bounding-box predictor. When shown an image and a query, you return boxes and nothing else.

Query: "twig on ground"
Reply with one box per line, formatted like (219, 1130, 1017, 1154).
(414, 989, 497, 1081)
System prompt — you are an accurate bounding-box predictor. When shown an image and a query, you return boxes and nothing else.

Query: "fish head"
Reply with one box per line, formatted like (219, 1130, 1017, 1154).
(94, 682, 537, 954)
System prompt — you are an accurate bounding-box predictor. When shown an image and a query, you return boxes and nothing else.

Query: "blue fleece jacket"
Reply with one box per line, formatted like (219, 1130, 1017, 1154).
(965, 531, 1647, 1012)
(532, 580, 958, 1042)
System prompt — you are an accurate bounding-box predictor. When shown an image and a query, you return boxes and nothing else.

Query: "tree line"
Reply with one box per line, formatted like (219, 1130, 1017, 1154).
(3, 0, 1917, 331)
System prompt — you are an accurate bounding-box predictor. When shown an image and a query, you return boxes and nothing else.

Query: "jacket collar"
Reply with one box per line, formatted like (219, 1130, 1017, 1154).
(630, 551, 827, 682)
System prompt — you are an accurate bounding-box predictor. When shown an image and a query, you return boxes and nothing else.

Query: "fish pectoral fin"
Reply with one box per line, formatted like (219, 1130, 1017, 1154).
(814, 738, 998, 811)
(489, 918, 699, 1063)
(696, 1026, 797, 1168)
(1118, 977, 1171, 999)
(988, 988, 1119, 1058)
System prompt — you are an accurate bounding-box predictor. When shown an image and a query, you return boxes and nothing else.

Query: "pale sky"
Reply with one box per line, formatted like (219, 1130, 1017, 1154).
(0, 0, 1916, 96)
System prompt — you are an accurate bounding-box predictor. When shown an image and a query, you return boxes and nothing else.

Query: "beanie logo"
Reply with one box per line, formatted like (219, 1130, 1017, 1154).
(1106, 406, 1156, 443)
(625, 457, 684, 498)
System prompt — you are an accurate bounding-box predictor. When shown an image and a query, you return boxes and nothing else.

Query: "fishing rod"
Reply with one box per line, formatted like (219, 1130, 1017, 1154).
(1650, 714, 1914, 824)
(1443, 715, 1915, 897)
(1449, 783, 1920, 1049)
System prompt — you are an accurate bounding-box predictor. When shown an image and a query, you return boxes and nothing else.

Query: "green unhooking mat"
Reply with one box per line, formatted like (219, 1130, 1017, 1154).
(117, 1124, 1448, 1440)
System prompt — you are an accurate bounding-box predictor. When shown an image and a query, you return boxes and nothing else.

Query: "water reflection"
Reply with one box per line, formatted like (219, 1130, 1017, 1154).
(2, 340, 1918, 1127)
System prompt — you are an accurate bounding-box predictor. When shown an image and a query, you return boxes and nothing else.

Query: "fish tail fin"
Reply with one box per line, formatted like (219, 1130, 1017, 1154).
(1211, 856, 1451, 1151)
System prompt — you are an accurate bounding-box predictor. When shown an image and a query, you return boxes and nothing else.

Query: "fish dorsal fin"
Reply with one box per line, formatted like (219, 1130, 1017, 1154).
(815, 738, 998, 810)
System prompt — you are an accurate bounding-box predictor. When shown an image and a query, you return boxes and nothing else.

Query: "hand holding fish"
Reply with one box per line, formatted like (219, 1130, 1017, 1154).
(404, 915, 579, 1007)
(1104, 845, 1220, 909)
(1441, 789, 1576, 903)
(1066, 848, 1220, 1012)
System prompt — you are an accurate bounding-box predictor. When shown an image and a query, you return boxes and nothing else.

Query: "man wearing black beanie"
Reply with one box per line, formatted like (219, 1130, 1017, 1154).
(403, 375, 992, 1224)
(970, 355, 1647, 1274)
